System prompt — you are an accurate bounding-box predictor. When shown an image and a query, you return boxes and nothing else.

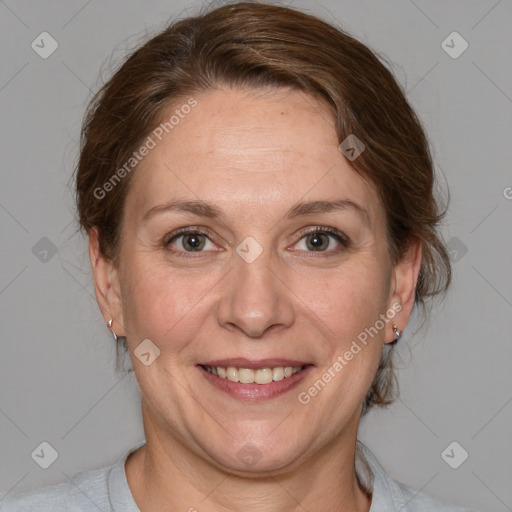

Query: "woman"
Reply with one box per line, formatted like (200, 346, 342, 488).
(1, 2, 475, 511)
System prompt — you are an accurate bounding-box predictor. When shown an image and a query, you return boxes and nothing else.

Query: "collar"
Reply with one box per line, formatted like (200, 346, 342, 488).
(356, 440, 410, 511)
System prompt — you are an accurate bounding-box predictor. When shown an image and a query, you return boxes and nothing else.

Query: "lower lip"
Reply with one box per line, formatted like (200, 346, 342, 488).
(198, 365, 314, 401)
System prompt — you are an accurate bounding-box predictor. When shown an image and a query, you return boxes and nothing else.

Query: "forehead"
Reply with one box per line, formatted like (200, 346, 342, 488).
(125, 87, 382, 223)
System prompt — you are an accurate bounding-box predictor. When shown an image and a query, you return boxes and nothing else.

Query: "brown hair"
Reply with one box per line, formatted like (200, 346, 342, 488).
(75, 1, 451, 414)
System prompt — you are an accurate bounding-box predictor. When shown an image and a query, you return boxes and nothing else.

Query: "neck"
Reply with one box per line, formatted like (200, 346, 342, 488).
(125, 404, 372, 512)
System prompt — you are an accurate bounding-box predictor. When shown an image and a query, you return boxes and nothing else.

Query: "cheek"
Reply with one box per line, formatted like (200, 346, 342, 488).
(120, 256, 217, 342)
(297, 260, 390, 341)
(300, 268, 388, 409)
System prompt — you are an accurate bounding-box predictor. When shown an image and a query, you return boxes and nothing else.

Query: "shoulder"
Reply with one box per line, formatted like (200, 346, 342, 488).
(0, 464, 113, 512)
(355, 440, 476, 512)
(396, 481, 475, 511)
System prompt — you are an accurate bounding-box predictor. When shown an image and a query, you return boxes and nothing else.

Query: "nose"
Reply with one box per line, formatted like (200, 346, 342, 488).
(216, 246, 295, 338)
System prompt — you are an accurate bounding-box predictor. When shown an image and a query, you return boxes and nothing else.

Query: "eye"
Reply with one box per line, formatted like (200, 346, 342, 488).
(293, 227, 349, 253)
(165, 228, 217, 254)
(164, 226, 349, 257)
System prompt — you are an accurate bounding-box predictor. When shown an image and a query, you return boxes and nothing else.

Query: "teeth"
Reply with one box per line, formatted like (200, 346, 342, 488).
(239, 368, 254, 384)
(255, 368, 273, 384)
(273, 367, 285, 381)
(204, 365, 304, 384)
(226, 367, 239, 382)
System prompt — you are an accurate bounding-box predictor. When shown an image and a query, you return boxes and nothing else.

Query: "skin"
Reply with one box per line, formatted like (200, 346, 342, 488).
(90, 86, 422, 512)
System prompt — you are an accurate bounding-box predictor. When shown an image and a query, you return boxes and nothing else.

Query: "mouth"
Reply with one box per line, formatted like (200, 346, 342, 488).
(196, 359, 313, 401)
(200, 364, 305, 383)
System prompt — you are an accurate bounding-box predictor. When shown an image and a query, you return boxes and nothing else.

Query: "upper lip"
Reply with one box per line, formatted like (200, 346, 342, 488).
(198, 358, 313, 369)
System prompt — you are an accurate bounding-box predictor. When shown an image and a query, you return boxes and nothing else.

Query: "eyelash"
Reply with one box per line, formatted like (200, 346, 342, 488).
(164, 225, 349, 258)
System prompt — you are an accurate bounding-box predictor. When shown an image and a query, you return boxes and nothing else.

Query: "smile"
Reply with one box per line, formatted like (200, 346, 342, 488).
(197, 361, 313, 401)
(202, 365, 304, 384)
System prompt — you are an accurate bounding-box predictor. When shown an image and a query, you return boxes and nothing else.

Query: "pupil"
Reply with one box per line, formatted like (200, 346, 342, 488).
(308, 233, 327, 250)
(185, 234, 204, 251)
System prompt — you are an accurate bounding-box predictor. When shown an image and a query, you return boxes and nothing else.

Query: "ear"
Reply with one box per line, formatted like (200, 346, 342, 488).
(384, 238, 422, 344)
(89, 228, 126, 337)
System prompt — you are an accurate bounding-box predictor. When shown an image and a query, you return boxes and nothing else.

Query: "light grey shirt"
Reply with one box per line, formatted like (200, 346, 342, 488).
(0, 440, 474, 511)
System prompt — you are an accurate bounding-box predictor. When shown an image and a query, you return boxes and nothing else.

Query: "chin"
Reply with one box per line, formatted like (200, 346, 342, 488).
(198, 433, 309, 475)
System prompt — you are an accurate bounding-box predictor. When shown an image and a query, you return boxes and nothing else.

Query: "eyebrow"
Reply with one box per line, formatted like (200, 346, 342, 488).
(142, 198, 369, 225)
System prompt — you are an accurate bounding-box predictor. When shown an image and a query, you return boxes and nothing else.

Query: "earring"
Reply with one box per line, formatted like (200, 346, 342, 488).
(107, 318, 118, 341)
(392, 325, 402, 341)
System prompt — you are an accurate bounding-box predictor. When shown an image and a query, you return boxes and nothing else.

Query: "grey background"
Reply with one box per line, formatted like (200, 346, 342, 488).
(0, 1, 511, 510)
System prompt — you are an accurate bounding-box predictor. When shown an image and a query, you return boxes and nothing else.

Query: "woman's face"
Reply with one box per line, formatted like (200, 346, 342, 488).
(96, 87, 417, 473)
